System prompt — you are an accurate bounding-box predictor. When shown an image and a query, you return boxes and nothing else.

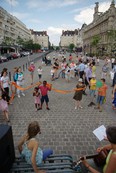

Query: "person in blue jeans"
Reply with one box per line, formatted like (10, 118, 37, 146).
(18, 121, 53, 173)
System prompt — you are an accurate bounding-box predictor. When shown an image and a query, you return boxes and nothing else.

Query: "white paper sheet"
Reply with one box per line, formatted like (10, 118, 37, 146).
(93, 125, 106, 141)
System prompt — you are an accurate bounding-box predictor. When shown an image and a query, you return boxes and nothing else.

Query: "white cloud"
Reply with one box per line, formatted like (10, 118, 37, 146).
(27, 0, 79, 10)
(74, 1, 111, 25)
(13, 12, 30, 20)
(47, 24, 79, 45)
(27, 19, 41, 25)
(6, 0, 18, 6)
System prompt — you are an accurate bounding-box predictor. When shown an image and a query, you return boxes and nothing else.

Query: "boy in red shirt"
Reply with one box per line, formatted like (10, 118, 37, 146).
(96, 78, 108, 112)
(38, 81, 52, 110)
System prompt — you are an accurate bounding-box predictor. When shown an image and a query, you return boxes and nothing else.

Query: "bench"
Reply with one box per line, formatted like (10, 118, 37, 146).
(10, 154, 76, 173)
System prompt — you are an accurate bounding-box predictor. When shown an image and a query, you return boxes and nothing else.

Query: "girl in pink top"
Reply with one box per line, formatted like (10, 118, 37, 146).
(0, 93, 9, 122)
(33, 87, 41, 111)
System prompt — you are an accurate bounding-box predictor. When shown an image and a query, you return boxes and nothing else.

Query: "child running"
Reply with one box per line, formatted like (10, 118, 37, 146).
(33, 87, 41, 111)
(73, 78, 85, 110)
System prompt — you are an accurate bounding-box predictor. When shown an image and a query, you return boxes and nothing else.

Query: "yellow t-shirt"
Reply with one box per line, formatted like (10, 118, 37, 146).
(92, 66, 96, 75)
(90, 79, 96, 90)
(103, 150, 116, 173)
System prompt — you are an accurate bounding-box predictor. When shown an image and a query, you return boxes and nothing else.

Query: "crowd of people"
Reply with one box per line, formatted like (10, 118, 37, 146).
(0, 53, 116, 120)
(0, 52, 116, 173)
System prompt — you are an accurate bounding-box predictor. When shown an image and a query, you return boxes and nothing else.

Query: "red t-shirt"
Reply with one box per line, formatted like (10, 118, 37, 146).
(39, 85, 50, 96)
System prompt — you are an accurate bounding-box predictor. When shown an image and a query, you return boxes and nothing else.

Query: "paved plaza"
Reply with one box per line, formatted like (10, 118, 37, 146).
(0, 52, 116, 161)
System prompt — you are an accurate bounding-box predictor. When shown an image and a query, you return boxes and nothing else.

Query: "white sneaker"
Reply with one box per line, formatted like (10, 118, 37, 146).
(79, 106, 83, 109)
(18, 95, 20, 98)
(75, 107, 77, 109)
(22, 93, 25, 96)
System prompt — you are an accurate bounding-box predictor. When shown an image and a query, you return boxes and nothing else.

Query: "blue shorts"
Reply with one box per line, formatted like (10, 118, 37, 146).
(97, 95, 105, 105)
(43, 149, 53, 161)
(89, 90, 96, 96)
(41, 95, 49, 103)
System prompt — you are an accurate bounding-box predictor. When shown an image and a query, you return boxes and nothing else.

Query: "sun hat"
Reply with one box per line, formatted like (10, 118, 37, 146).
(78, 78, 83, 82)
(92, 74, 96, 78)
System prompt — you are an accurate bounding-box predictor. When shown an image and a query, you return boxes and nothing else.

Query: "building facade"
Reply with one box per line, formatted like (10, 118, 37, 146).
(83, 0, 116, 55)
(0, 7, 31, 45)
(60, 29, 83, 50)
(30, 30, 49, 50)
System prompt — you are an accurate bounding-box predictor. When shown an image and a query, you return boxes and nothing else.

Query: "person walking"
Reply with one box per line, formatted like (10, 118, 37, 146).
(78, 61, 85, 79)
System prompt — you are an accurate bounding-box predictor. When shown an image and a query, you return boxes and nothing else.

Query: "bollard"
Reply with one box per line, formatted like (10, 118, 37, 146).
(9, 72, 11, 81)
(23, 65, 25, 71)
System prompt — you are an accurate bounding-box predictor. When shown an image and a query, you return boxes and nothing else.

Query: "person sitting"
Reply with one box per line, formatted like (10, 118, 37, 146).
(81, 126, 116, 173)
(18, 121, 53, 173)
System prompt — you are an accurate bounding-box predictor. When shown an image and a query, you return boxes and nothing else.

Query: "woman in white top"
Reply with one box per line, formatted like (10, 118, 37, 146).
(1, 71, 10, 103)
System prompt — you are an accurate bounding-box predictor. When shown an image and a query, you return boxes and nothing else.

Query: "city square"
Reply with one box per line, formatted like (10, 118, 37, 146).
(0, 0, 116, 173)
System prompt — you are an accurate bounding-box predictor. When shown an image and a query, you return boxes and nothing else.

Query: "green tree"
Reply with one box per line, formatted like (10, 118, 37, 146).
(2, 37, 13, 45)
(16, 36, 24, 46)
(107, 29, 116, 54)
(69, 43, 75, 52)
(91, 35, 100, 55)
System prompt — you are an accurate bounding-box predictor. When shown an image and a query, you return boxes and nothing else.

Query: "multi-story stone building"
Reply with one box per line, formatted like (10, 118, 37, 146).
(83, 0, 116, 55)
(60, 29, 83, 50)
(0, 7, 31, 45)
(30, 30, 49, 50)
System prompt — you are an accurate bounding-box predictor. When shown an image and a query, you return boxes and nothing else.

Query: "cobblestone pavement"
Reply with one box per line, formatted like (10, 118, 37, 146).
(0, 52, 116, 161)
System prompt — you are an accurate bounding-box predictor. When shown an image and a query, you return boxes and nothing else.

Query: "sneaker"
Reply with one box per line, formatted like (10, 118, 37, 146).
(79, 106, 83, 109)
(18, 95, 20, 98)
(22, 93, 25, 96)
(94, 107, 99, 109)
(75, 106, 77, 110)
(38, 107, 42, 110)
(35, 109, 38, 112)
(46, 107, 50, 110)
(88, 102, 92, 107)
(91, 102, 96, 106)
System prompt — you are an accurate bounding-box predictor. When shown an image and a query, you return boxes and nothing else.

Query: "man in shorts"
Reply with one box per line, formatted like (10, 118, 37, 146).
(38, 81, 52, 110)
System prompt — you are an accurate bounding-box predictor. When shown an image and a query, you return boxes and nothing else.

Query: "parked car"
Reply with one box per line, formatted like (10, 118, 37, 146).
(11, 52, 20, 59)
(3, 53, 12, 60)
(20, 51, 30, 57)
(0, 57, 2, 63)
(0, 55, 8, 62)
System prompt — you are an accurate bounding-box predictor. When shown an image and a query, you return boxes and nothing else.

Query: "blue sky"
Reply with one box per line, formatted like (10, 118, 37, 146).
(0, 0, 112, 45)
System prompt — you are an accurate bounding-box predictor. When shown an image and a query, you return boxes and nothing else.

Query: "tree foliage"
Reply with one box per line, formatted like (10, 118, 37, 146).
(69, 43, 75, 52)
(91, 35, 100, 47)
